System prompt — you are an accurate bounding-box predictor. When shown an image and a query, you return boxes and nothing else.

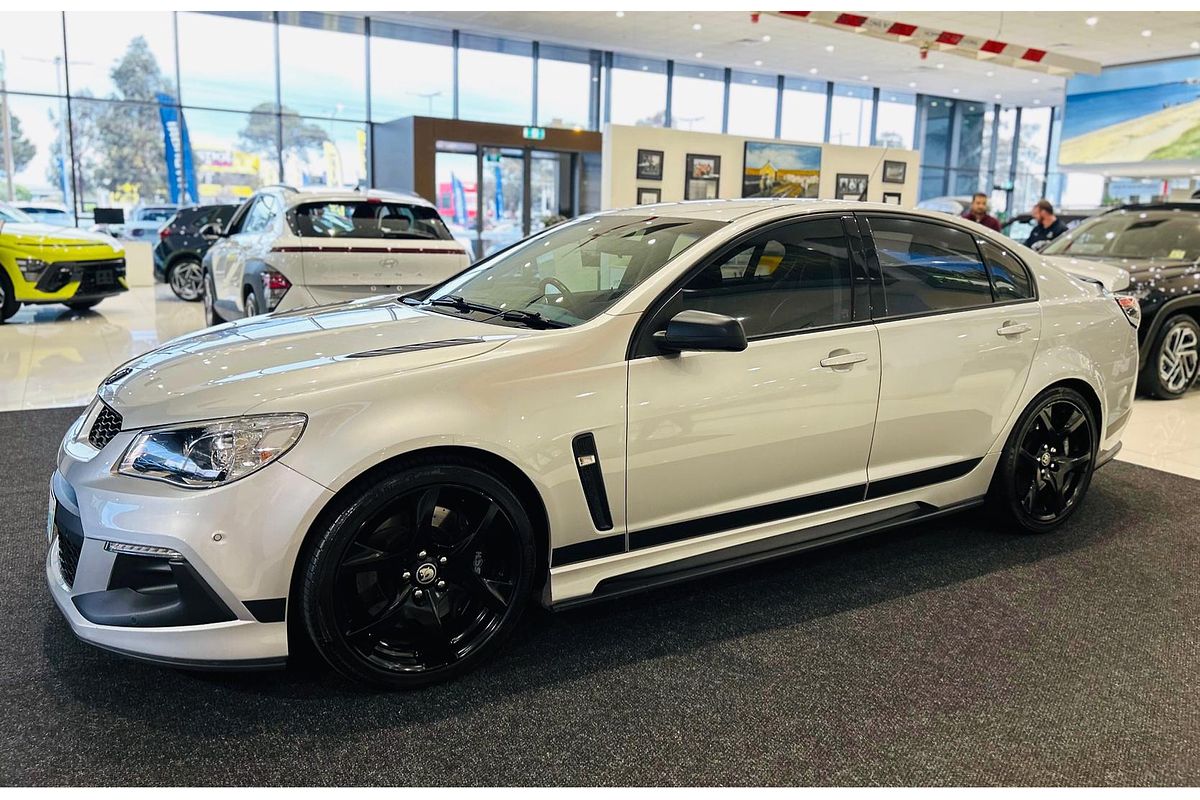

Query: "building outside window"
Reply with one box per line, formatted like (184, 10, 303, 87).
(726, 70, 776, 138)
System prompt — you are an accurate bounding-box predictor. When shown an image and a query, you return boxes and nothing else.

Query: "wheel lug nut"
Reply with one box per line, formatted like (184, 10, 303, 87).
(414, 589, 424, 599)
(402, 571, 411, 581)
(436, 580, 446, 589)
(439, 556, 447, 564)
(418, 550, 427, 559)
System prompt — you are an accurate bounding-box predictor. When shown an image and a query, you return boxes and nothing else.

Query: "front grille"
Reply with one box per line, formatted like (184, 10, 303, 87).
(33, 258, 126, 294)
(57, 531, 81, 588)
(88, 402, 123, 450)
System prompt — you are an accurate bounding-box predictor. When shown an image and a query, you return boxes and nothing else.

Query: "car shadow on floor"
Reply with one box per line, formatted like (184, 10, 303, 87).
(39, 468, 1139, 741)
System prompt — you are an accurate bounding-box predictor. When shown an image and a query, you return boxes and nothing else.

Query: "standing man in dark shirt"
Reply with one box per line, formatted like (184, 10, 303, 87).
(962, 192, 1001, 231)
(1024, 199, 1069, 249)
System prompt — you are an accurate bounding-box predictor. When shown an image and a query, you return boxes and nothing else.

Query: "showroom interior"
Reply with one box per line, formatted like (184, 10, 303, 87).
(1, 6, 1199, 787)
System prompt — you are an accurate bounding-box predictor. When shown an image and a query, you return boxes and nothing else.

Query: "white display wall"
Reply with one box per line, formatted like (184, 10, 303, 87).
(601, 124, 920, 210)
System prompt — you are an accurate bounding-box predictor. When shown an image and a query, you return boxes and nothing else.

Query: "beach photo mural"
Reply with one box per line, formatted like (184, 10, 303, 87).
(742, 141, 822, 198)
(1061, 56, 1200, 167)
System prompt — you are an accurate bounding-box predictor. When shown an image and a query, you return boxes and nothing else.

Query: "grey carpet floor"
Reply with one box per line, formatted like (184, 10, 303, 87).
(0, 405, 1197, 786)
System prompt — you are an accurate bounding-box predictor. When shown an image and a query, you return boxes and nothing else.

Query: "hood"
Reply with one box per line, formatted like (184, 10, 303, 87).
(1040, 254, 1131, 293)
(0, 220, 123, 250)
(99, 298, 522, 427)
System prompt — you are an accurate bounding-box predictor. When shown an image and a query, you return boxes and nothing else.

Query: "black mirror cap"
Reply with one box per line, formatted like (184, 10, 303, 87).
(654, 309, 749, 353)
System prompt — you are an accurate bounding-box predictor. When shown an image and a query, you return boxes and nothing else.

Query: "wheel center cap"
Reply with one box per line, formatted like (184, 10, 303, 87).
(1040, 452, 1053, 467)
(415, 563, 438, 585)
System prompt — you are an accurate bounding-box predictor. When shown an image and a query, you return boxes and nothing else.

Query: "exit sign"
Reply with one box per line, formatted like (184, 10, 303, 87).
(522, 126, 546, 141)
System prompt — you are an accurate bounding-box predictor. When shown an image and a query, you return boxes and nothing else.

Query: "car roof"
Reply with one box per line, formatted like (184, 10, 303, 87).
(273, 187, 433, 208)
(589, 198, 978, 226)
(1102, 202, 1200, 214)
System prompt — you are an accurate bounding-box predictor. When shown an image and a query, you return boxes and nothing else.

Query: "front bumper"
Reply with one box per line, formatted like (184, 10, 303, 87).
(13, 256, 129, 304)
(46, 406, 335, 668)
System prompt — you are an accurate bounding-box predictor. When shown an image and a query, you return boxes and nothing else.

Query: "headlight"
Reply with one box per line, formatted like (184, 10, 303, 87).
(1120, 284, 1153, 301)
(117, 414, 307, 488)
(15, 257, 50, 281)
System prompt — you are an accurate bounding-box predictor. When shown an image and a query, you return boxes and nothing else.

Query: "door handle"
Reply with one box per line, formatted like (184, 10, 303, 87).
(996, 321, 1031, 337)
(820, 350, 868, 368)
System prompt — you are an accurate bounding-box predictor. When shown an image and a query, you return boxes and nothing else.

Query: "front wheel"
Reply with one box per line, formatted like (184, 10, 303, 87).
(0, 270, 19, 322)
(993, 387, 1098, 533)
(167, 258, 205, 301)
(1143, 315, 1199, 400)
(300, 459, 536, 688)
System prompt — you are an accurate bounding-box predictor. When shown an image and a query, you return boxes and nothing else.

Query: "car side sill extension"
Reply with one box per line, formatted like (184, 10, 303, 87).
(553, 496, 986, 611)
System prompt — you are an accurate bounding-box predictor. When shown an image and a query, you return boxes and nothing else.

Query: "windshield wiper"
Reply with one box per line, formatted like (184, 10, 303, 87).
(496, 309, 569, 329)
(425, 294, 501, 314)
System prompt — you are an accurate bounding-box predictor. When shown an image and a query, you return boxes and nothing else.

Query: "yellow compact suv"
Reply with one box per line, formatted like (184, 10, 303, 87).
(0, 202, 127, 322)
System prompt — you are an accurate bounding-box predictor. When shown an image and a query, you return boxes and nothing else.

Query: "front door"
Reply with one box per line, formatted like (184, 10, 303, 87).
(625, 215, 881, 546)
(858, 214, 1041, 484)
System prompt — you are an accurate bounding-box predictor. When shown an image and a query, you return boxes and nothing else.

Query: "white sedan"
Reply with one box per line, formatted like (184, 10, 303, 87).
(47, 199, 1139, 687)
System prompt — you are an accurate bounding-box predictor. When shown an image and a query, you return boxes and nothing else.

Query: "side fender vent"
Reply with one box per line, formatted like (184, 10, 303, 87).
(572, 433, 614, 532)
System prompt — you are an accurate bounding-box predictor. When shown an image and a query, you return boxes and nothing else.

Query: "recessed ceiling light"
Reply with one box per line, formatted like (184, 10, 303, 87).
(692, 23, 702, 31)
(809, 67, 819, 74)
(1192, 41, 1200, 49)
(640, 65, 648, 71)
(908, 81, 917, 88)
(824, 44, 834, 52)
(860, 74, 869, 81)
(995, 93, 1002, 99)
(762, 34, 771, 42)
(1085, 16, 1098, 26)
(695, 51, 703, 58)
(952, 88, 960, 94)
(1034, 99, 1042, 104)
(615, 10, 625, 17)
(754, 59, 763, 66)
(986, 70, 994, 77)
(1032, 77, 1040, 84)
(936, 62, 945, 69)
(1141, 29, 1152, 37)
(698, 71, 705, 77)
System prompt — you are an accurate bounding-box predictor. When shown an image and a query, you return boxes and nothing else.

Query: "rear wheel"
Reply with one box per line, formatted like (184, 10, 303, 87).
(167, 257, 204, 301)
(994, 387, 1098, 533)
(1143, 315, 1199, 400)
(0, 271, 18, 322)
(203, 269, 220, 327)
(300, 459, 535, 688)
(243, 288, 260, 318)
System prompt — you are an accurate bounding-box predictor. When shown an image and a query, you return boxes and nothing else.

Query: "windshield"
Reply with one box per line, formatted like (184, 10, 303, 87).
(0, 204, 34, 224)
(1044, 209, 1200, 261)
(138, 208, 176, 222)
(288, 200, 453, 240)
(419, 215, 724, 328)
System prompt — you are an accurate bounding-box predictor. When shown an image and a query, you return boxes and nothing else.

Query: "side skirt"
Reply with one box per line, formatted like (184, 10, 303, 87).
(551, 496, 985, 611)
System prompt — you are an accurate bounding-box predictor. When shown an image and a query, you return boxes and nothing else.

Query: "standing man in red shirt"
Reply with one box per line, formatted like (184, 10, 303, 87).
(962, 192, 1001, 232)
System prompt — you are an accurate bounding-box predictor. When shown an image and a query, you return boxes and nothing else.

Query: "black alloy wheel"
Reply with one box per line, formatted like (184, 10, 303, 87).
(995, 387, 1098, 533)
(168, 257, 205, 302)
(301, 460, 535, 687)
(203, 269, 220, 327)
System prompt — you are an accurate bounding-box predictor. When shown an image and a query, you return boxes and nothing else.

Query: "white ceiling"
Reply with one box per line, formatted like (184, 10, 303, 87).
(376, 10, 1200, 108)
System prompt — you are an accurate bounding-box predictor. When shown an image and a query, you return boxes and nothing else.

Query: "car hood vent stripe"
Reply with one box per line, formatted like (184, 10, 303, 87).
(345, 338, 486, 358)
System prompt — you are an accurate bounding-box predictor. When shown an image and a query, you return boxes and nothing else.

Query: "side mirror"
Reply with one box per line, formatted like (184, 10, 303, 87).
(653, 309, 748, 353)
(198, 222, 223, 239)
(1030, 239, 1049, 252)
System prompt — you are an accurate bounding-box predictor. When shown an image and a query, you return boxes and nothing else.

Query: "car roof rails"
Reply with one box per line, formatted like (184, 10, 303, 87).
(261, 183, 299, 193)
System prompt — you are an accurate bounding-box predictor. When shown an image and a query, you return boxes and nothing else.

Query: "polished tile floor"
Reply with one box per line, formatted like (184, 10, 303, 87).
(2, 284, 1198, 479)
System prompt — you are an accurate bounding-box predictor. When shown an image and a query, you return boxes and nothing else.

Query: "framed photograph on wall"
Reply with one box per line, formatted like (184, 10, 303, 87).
(742, 141, 822, 198)
(685, 154, 721, 200)
(637, 187, 661, 205)
(835, 173, 869, 201)
(636, 149, 664, 181)
(882, 160, 907, 184)
(882, 192, 902, 206)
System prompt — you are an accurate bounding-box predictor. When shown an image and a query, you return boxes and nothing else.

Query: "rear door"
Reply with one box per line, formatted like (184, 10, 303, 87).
(292, 200, 469, 304)
(858, 214, 1041, 486)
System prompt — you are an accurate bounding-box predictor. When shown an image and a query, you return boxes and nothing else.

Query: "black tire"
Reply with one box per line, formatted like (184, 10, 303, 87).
(300, 458, 536, 688)
(244, 288, 260, 319)
(167, 257, 205, 302)
(203, 269, 221, 327)
(1141, 314, 1199, 400)
(65, 299, 102, 312)
(992, 386, 1098, 534)
(0, 270, 18, 322)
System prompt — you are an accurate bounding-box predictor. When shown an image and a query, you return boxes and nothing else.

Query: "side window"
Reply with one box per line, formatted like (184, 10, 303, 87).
(866, 216, 993, 316)
(980, 239, 1033, 301)
(238, 198, 268, 234)
(663, 217, 854, 338)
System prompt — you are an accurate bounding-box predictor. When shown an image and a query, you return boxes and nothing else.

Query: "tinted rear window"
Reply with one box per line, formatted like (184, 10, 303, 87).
(866, 216, 993, 316)
(288, 201, 452, 240)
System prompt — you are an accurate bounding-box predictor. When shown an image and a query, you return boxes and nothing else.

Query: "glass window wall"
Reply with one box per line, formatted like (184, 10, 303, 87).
(779, 78, 827, 143)
(726, 71, 776, 138)
(278, 13, 367, 121)
(670, 63, 724, 133)
(369, 22, 454, 122)
(537, 45, 595, 130)
(608, 56, 667, 127)
(457, 34, 532, 126)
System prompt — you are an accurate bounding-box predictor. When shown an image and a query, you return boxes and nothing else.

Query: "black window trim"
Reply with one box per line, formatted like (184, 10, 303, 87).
(627, 211, 869, 360)
(854, 211, 1038, 325)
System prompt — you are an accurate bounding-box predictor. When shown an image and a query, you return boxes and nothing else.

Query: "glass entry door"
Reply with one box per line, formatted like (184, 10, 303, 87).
(435, 141, 591, 260)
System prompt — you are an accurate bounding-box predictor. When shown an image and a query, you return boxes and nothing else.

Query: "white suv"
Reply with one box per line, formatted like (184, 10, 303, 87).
(201, 187, 469, 324)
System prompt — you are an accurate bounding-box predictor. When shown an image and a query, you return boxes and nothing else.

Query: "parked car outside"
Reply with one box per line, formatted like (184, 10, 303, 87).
(14, 203, 75, 227)
(153, 204, 239, 301)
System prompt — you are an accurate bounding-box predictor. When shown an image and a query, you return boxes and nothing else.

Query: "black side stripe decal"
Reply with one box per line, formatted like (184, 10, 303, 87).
(550, 457, 983, 568)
